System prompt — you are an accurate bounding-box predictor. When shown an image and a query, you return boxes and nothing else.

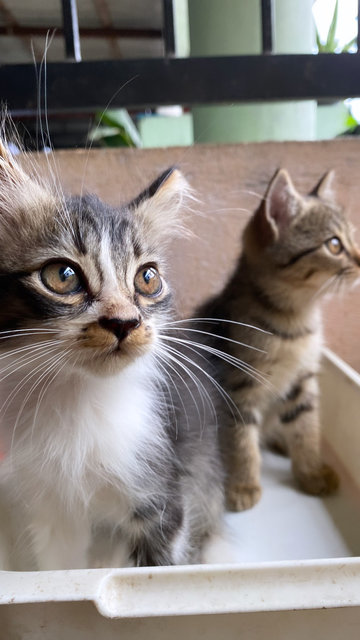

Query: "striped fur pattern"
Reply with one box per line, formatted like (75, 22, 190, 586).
(0, 142, 224, 569)
(202, 169, 360, 511)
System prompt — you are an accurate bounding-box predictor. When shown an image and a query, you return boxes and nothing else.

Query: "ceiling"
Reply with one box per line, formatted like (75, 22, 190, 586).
(0, 0, 165, 64)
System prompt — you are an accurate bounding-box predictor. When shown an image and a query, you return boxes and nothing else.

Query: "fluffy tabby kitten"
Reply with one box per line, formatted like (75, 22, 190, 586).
(202, 168, 360, 511)
(0, 141, 224, 569)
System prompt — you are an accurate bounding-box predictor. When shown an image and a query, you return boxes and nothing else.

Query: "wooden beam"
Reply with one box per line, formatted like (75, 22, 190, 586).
(92, 0, 122, 58)
(0, 25, 162, 39)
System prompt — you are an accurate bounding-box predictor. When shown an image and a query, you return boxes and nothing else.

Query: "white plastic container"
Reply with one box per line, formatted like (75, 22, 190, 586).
(1, 348, 360, 639)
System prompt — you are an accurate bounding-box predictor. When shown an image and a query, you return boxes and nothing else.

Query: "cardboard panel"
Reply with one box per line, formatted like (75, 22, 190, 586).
(22, 140, 360, 371)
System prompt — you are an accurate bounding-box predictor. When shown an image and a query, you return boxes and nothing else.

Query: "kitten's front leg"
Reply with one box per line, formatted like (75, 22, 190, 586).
(222, 413, 262, 512)
(31, 511, 90, 570)
(129, 500, 186, 566)
(281, 376, 339, 495)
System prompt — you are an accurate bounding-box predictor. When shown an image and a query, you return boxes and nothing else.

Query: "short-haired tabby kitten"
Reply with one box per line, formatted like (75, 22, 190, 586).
(202, 168, 360, 512)
(0, 141, 224, 569)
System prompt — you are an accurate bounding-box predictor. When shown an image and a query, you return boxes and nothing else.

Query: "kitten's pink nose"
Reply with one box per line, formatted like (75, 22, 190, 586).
(99, 317, 140, 342)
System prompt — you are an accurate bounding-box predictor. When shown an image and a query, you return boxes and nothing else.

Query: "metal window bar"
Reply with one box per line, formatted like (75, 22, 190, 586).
(61, 0, 81, 62)
(261, 0, 274, 55)
(163, 0, 176, 57)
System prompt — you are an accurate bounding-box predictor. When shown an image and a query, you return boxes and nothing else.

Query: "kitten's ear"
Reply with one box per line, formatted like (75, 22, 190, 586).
(311, 170, 335, 201)
(130, 167, 193, 242)
(255, 169, 300, 244)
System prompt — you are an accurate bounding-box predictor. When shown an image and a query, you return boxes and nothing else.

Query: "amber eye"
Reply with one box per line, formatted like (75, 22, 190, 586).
(41, 262, 83, 295)
(134, 266, 162, 297)
(325, 237, 343, 256)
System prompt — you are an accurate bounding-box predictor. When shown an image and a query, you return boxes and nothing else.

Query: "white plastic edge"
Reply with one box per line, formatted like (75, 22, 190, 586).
(1, 557, 360, 618)
(95, 557, 360, 617)
(322, 347, 360, 389)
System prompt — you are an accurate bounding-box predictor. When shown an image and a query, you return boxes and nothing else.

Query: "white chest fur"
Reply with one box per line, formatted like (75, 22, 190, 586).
(0, 353, 166, 522)
(0, 354, 169, 569)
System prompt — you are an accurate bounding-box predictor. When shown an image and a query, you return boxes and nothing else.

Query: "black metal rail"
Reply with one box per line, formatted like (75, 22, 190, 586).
(3, 53, 360, 115)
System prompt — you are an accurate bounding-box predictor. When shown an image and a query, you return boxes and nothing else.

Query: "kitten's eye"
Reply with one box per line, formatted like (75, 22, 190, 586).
(41, 262, 83, 295)
(134, 266, 162, 297)
(325, 237, 343, 256)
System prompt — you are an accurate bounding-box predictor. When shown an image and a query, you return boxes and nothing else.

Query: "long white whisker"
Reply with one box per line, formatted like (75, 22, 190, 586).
(156, 345, 207, 427)
(79, 74, 139, 212)
(152, 357, 176, 416)
(310, 274, 337, 302)
(159, 341, 237, 422)
(0, 343, 63, 382)
(0, 339, 64, 362)
(9, 349, 72, 455)
(159, 334, 275, 395)
(0, 346, 65, 417)
(153, 355, 184, 435)
(30, 349, 74, 439)
(159, 326, 266, 353)
(161, 344, 222, 424)
(15, 350, 70, 432)
(35, 32, 76, 239)
(159, 333, 270, 381)
(161, 317, 271, 335)
(0, 328, 59, 335)
(161, 342, 235, 423)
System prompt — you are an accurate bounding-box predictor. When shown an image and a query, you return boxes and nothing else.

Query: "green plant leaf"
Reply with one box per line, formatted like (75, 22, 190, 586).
(346, 112, 359, 128)
(316, 29, 324, 52)
(89, 126, 120, 141)
(342, 36, 357, 52)
(314, 0, 355, 54)
(99, 134, 130, 148)
(89, 109, 142, 148)
(326, 0, 339, 51)
(97, 109, 142, 147)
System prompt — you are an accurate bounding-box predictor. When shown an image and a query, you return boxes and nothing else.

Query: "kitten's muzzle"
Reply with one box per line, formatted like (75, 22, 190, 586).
(98, 316, 141, 342)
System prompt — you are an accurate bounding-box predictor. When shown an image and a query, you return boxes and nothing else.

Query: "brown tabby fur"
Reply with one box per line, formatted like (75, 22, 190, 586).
(202, 169, 360, 511)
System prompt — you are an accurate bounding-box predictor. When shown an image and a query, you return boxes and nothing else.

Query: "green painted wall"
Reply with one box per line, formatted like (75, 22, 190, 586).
(189, 0, 316, 143)
(138, 113, 193, 148)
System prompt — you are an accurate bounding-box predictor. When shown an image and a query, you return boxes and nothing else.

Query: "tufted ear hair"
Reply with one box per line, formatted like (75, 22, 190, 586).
(253, 168, 300, 245)
(129, 167, 193, 242)
(0, 138, 28, 184)
(0, 138, 54, 223)
(310, 170, 335, 201)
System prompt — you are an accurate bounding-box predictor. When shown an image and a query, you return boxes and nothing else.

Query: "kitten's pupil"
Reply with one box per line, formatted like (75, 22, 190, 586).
(60, 266, 75, 281)
(326, 237, 343, 255)
(41, 262, 82, 295)
(134, 266, 162, 297)
(143, 269, 154, 284)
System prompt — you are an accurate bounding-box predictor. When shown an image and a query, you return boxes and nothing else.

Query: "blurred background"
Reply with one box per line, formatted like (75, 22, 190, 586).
(1, 0, 360, 149)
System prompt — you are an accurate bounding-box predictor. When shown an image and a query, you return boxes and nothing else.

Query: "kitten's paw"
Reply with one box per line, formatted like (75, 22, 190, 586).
(295, 463, 339, 496)
(226, 482, 262, 512)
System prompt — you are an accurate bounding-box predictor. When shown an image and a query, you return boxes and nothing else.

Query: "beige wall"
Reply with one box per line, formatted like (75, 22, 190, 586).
(24, 140, 360, 372)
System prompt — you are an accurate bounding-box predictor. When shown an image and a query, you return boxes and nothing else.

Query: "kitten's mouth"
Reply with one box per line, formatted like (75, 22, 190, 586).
(79, 321, 154, 366)
(110, 339, 148, 356)
(111, 342, 125, 354)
